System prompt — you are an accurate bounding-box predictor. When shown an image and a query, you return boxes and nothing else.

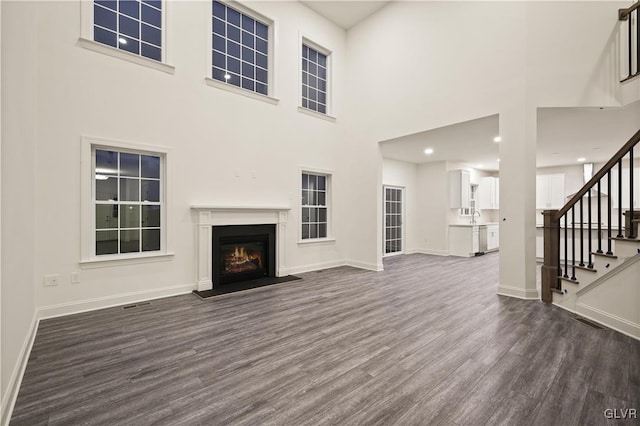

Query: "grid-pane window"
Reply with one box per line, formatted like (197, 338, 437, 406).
(301, 172, 328, 240)
(384, 187, 403, 254)
(302, 44, 328, 114)
(212, 1, 269, 95)
(93, 0, 163, 61)
(94, 148, 163, 255)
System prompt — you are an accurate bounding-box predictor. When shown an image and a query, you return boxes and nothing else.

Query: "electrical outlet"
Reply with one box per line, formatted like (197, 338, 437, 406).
(44, 274, 60, 287)
(71, 271, 80, 284)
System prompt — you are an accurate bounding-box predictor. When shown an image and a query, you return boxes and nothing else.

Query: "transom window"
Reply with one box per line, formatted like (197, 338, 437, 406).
(301, 172, 329, 240)
(212, 1, 269, 95)
(302, 43, 328, 114)
(93, 0, 163, 61)
(94, 148, 163, 255)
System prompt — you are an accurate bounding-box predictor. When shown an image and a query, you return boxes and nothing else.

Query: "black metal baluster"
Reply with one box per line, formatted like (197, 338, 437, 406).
(618, 160, 623, 237)
(579, 197, 584, 266)
(588, 190, 593, 268)
(631, 147, 635, 238)
(607, 170, 613, 254)
(571, 207, 576, 280)
(630, 12, 634, 78)
(597, 180, 602, 253)
(563, 214, 568, 278)
(637, 9, 640, 77)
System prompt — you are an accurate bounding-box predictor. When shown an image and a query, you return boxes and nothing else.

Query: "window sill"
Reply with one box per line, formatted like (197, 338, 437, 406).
(78, 38, 175, 74)
(205, 78, 280, 105)
(297, 107, 336, 123)
(298, 238, 336, 246)
(79, 252, 175, 269)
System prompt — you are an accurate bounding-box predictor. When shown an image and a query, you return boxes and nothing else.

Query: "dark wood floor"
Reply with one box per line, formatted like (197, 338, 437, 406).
(11, 253, 640, 425)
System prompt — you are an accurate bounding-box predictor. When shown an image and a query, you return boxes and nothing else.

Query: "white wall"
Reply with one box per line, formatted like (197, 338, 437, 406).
(527, 1, 633, 107)
(381, 158, 418, 253)
(1, 1, 38, 420)
(28, 0, 354, 314)
(346, 1, 630, 299)
(415, 161, 449, 255)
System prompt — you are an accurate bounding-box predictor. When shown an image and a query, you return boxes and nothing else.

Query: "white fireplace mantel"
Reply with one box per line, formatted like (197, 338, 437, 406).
(191, 205, 291, 291)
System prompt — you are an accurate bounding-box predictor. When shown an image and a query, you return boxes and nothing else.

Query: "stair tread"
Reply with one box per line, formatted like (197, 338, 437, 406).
(558, 276, 579, 284)
(592, 252, 617, 259)
(575, 265, 597, 272)
(610, 237, 640, 242)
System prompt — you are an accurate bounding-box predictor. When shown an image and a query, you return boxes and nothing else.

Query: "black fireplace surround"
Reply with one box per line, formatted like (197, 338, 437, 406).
(212, 224, 276, 287)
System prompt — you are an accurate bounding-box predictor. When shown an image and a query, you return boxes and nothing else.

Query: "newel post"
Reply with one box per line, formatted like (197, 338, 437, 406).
(541, 210, 560, 303)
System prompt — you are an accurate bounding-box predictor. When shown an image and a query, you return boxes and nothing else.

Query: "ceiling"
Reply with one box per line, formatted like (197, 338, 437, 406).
(300, 1, 391, 29)
(380, 101, 640, 171)
(380, 115, 501, 171)
(537, 103, 640, 168)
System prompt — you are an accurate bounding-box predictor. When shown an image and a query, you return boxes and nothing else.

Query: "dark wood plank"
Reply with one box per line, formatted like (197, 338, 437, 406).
(9, 253, 640, 426)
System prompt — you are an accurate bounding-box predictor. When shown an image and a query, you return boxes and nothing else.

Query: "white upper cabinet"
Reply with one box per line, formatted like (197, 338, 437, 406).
(449, 170, 471, 209)
(478, 177, 499, 210)
(536, 174, 565, 209)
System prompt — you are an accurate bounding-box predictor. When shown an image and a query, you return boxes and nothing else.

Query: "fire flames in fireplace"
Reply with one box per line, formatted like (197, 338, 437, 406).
(223, 245, 263, 274)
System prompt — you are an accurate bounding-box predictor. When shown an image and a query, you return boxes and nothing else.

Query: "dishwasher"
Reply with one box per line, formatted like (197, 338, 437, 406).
(476, 225, 488, 255)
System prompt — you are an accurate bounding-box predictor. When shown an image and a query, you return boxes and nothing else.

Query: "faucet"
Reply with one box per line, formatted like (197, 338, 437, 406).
(471, 209, 481, 224)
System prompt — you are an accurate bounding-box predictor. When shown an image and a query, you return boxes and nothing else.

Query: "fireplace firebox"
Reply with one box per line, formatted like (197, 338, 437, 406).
(212, 224, 276, 286)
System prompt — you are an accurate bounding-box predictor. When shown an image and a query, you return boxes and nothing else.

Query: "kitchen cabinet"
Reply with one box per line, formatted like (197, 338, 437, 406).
(536, 174, 565, 209)
(449, 170, 471, 209)
(478, 177, 499, 210)
(487, 224, 499, 251)
(449, 223, 499, 257)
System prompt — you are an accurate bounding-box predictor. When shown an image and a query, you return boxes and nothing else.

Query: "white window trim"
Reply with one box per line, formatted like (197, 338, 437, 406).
(299, 167, 334, 244)
(298, 34, 334, 120)
(80, 135, 174, 266)
(79, 0, 175, 74)
(206, 0, 279, 102)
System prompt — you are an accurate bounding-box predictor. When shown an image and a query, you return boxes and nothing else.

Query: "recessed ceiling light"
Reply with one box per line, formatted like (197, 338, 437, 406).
(493, 136, 502, 143)
(118, 37, 127, 45)
(577, 157, 586, 162)
(496, 158, 501, 162)
(593, 147, 601, 151)
(424, 148, 434, 155)
(475, 164, 484, 168)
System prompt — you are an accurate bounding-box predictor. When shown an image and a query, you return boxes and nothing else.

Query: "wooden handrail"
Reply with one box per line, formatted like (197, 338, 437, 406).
(619, 1, 640, 20)
(555, 128, 640, 220)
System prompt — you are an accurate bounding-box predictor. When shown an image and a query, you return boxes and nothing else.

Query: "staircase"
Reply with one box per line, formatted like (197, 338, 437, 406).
(541, 128, 640, 340)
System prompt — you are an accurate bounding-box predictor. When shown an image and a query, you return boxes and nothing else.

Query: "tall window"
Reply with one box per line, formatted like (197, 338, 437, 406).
(94, 148, 163, 255)
(212, 1, 270, 95)
(302, 43, 328, 114)
(93, 0, 163, 61)
(301, 172, 329, 240)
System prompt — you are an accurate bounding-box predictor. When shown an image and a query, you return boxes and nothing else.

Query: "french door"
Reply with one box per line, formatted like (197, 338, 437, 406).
(384, 186, 404, 256)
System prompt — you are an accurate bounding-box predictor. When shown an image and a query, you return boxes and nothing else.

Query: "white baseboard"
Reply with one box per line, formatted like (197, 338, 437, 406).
(553, 302, 640, 342)
(279, 260, 347, 276)
(497, 285, 540, 300)
(38, 283, 195, 320)
(407, 248, 449, 256)
(1, 311, 39, 426)
(345, 259, 383, 271)
(576, 303, 640, 340)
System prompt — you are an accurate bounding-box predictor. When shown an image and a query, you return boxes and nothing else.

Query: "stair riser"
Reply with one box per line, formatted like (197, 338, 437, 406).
(612, 241, 640, 258)
(592, 256, 623, 271)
